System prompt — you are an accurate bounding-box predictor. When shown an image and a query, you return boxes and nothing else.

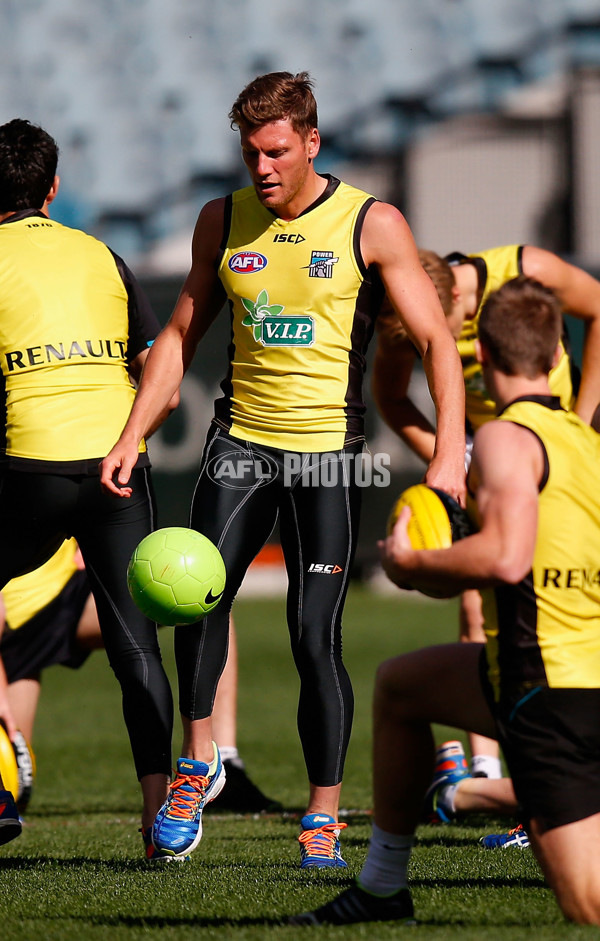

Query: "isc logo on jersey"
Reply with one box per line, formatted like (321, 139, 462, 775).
(229, 251, 267, 273)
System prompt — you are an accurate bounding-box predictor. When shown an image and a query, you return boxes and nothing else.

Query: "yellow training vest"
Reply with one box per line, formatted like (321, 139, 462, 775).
(0, 212, 150, 467)
(480, 397, 600, 697)
(451, 247, 573, 430)
(216, 176, 381, 452)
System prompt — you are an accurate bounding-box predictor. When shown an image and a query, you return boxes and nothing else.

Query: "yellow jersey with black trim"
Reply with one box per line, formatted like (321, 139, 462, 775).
(215, 175, 383, 452)
(449, 246, 574, 431)
(0, 210, 160, 472)
(2, 538, 78, 630)
(479, 396, 600, 698)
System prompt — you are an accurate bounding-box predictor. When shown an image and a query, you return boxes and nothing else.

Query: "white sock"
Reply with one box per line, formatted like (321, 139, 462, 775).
(218, 746, 240, 764)
(436, 783, 460, 818)
(470, 755, 502, 779)
(357, 824, 414, 896)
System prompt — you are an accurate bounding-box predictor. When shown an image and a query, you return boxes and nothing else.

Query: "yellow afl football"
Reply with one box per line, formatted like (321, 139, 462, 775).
(0, 722, 19, 800)
(386, 485, 473, 597)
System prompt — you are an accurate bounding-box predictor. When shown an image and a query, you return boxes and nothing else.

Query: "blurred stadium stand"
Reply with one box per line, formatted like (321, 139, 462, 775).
(1, 0, 599, 269)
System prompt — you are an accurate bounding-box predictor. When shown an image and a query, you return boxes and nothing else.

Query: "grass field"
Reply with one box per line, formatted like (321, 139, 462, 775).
(0, 587, 591, 940)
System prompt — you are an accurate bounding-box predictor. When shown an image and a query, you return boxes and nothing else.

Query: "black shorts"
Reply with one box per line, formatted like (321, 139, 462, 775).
(480, 652, 600, 830)
(0, 570, 91, 683)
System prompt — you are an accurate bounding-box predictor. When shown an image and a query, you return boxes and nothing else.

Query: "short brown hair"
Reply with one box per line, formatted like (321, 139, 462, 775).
(418, 249, 455, 318)
(478, 276, 562, 378)
(229, 71, 318, 137)
(0, 118, 58, 211)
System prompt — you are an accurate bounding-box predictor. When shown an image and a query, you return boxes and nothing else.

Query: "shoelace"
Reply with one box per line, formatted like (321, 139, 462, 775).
(164, 773, 209, 820)
(298, 821, 347, 859)
(508, 824, 526, 837)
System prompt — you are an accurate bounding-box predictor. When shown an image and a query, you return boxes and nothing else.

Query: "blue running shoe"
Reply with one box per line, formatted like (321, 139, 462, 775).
(140, 826, 189, 863)
(0, 789, 22, 846)
(152, 743, 225, 858)
(289, 884, 416, 926)
(480, 823, 530, 849)
(299, 813, 348, 869)
(423, 740, 470, 823)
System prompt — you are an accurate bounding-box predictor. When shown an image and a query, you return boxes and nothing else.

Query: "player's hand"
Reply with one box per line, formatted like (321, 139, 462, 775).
(99, 441, 138, 497)
(423, 454, 466, 507)
(377, 506, 415, 590)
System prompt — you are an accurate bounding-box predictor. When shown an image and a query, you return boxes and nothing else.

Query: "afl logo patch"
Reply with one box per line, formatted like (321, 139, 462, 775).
(228, 251, 268, 273)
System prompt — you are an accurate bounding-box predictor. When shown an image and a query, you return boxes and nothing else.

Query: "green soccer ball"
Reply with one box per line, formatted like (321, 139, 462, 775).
(127, 527, 226, 625)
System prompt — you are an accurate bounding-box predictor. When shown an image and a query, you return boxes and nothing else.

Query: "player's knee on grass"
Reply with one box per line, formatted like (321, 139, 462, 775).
(529, 815, 600, 925)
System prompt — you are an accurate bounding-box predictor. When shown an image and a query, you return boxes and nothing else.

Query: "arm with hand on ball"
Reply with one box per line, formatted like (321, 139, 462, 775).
(363, 203, 466, 504)
(379, 421, 540, 596)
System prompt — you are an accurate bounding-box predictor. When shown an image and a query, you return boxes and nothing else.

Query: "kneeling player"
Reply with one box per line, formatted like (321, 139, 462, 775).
(290, 276, 600, 926)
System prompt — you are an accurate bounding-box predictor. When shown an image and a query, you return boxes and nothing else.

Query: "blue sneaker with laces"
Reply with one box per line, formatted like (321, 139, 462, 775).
(298, 813, 348, 869)
(423, 740, 470, 823)
(480, 823, 530, 849)
(152, 743, 225, 858)
(0, 789, 22, 846)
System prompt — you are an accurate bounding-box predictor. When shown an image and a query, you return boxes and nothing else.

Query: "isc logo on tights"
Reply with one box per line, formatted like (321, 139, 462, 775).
(228, 251, 267, 273)
(308, 563, 343, 574)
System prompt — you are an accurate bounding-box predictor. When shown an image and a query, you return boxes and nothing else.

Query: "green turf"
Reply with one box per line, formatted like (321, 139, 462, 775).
(0, 587, 588, 939)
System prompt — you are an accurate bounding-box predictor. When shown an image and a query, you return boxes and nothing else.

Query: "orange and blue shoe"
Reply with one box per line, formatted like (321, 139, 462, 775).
(0, 789, 22, 846)
(480, 822, 530, 849)
(152, 743, 225, 858)
(423, 740, 470, 823)
(298, 813, 348, 869)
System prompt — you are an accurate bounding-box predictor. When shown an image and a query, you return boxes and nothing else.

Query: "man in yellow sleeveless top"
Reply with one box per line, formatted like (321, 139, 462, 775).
(291, 276, 600, 926)
(374, 245, 600, 781)
(0, 119, 178, 856)
(101, 71, 466, 867)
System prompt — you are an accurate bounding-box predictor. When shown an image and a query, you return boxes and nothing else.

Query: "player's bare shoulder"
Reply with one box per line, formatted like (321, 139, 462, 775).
(474, 419, 545, 484)
(360, 200, 419, 271)
(191, 197, 227, 263)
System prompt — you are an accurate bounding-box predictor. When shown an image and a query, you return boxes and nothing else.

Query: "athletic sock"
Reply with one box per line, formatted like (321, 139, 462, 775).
(470, 755, 502, 779)
(357, 824, 414, 896)
(436, 782, 460, 818)
(218, 746, 241, 765)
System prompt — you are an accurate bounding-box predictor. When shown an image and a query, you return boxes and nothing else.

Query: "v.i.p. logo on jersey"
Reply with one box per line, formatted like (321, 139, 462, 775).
(241, 290, 315, 347)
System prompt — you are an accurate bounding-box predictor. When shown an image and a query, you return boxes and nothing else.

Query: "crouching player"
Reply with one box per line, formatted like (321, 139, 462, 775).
(290, 276, 600, 926)
(0, 538, 98, 846)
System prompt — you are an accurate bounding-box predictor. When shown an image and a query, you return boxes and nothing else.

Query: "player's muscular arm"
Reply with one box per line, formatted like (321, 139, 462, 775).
(100, 199, 226, 496)
(128, 348, 180, 438)
(522, 245, 600, 424)
(372, 327, 436, 463)
(380, 421, 541, 595)
(363, 202, 465, 503)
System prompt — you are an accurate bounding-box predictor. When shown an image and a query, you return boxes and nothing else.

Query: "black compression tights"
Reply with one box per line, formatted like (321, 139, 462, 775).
(175, 426, 362, 787)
